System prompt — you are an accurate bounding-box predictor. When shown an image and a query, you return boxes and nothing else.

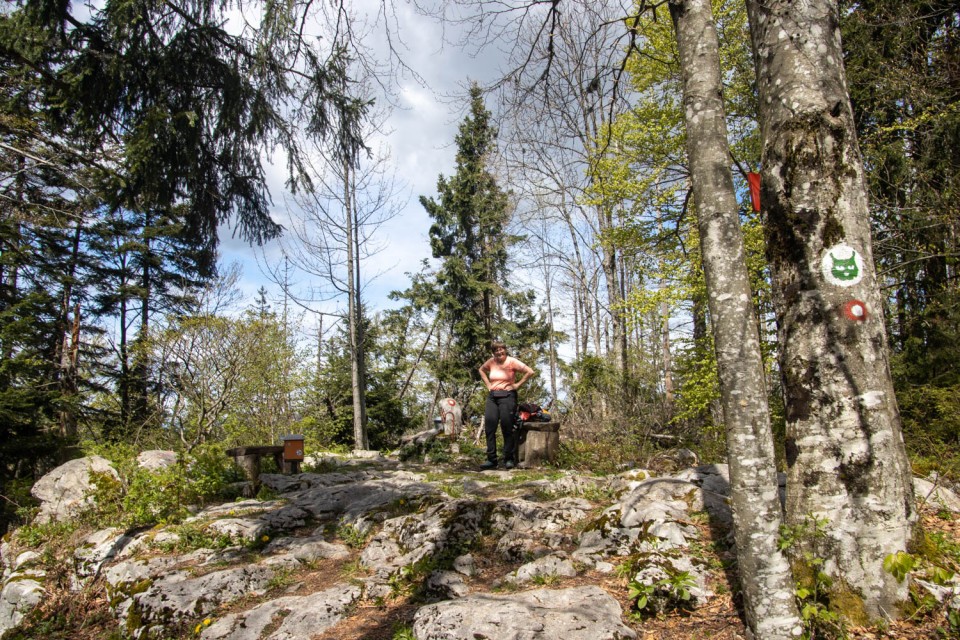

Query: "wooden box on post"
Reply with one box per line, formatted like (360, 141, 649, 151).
(517, 422, 560, 467)
(280, 434, 305, 474)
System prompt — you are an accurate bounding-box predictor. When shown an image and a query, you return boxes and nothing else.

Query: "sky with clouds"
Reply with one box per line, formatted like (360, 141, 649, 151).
(219, 2, 511, 322)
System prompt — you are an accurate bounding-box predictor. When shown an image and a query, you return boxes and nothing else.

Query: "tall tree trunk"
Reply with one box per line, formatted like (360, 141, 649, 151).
(559, 195, 591, 360)
(572, 286, 582, 360)
(57, 218, 83, 438)
(659, 222, 674, 408)
(661, 297, 673, 407)
(593, 294, 603, 357)
(692, 290, 708, 344)
(118, 269, 130, 440)
(344, 158, 369, 450)
(544, 267, 558, 402)
(1, 157, 25, 370)
(745, 0, 916, 616)
(352, 176, 368, 446)
(133, 210, 152, 433)
(598, 208, 625, 370)
(670, 0, 802, 636)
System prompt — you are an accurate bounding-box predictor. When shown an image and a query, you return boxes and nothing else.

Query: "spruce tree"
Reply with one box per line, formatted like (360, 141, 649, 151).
(87, 206, 210, 441)
(0, 0, 366, 457)
(418, 85, 547, 395)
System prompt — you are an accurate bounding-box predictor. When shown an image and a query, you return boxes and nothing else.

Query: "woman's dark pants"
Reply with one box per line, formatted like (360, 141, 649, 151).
(485, 391, 517, 464)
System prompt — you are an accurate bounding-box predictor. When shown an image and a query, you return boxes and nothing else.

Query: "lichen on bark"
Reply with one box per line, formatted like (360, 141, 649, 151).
(745, 0, 916, 619)
(670, 0, 803, 635)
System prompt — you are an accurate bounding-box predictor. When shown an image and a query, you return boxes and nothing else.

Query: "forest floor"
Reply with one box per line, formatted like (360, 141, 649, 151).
(10, 461, 960, 640)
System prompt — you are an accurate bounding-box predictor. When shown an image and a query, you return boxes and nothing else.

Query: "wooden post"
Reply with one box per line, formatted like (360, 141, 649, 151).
(235, 453, 261, 496)
(225, 445, 285, 496)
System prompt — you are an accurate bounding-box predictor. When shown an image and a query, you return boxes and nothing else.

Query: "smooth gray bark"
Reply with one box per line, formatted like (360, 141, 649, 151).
(744, 0, 915, 618)
(669, 0, 802, 636)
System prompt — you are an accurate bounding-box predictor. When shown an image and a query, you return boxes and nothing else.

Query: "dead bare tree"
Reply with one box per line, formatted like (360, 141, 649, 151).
(268, 105, 402, 451)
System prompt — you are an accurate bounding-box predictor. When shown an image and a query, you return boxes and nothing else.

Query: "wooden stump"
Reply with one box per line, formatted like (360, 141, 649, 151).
(517, 422, 560, 467)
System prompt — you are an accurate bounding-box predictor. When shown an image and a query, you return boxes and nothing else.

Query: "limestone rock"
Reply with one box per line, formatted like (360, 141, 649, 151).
(507, 553, 577, 584)
(119, 564, 275, 636)
(200, 583, 361, 640)
(452, 553, 476, 577)
(136, 450, 178, 471)
(30, 455, 119, 523)
(0, 542, 45, 637)
(73, 527, 136, 587)
(104, 556, 180, 591)
(8, 455, 808, 639)
(412, 585, 637, 640)
(272, 469, 438, 525)
(425, 570, 469, 598)
(490, 497, 592, 560)
(351, 449, 385, 460)
(1, 543, 40, 573)
(914, 477, 960, 513)
(0, 570, 45, 636)
(360, 499, 488, 581)
(262, 535, 350, 567)
(205, 517, 270, 543)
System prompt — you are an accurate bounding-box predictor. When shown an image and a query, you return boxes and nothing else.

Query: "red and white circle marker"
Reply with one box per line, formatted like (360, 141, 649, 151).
(842, 299, 868, 322)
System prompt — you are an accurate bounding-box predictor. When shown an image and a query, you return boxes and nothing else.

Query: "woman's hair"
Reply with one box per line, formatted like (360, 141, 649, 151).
(490, 340, 507, 353)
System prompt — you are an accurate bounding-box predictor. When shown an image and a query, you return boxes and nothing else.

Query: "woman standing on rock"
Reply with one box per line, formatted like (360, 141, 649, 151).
(478, 341, 534, 470)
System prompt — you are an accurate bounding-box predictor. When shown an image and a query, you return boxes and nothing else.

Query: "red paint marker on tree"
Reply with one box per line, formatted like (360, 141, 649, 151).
(842, 299, 868, 322)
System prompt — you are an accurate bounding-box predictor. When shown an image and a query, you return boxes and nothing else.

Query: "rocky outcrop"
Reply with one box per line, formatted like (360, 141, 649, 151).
(136, 450, 178, 471)
(412, 586, 637, 640)
(200, 583, 362, 640)
(0, 544, 45, 637)
(7, 454, 958, 639)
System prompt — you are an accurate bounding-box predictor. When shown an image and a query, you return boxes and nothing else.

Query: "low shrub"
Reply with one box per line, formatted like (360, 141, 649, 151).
(85, 443, 243, 528)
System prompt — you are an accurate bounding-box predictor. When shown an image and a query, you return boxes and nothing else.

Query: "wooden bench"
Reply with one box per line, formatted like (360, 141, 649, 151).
(517, 422, 560, 467)
(225, 445, 300, 496)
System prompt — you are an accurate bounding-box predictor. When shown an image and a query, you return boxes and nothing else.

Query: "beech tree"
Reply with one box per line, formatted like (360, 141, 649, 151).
(745, 0, 916, 616)
(842, 0, 960, 453)
(669, 0, 801, 633)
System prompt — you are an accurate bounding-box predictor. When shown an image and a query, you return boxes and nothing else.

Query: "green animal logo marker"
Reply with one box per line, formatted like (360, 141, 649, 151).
(830, 253, 860, 282)
(821, 244, 863, 287)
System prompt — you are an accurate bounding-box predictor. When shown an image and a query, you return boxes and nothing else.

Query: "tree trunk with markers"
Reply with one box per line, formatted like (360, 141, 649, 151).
(745, 0, 916, 617)
(670, 0, 801, 636)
